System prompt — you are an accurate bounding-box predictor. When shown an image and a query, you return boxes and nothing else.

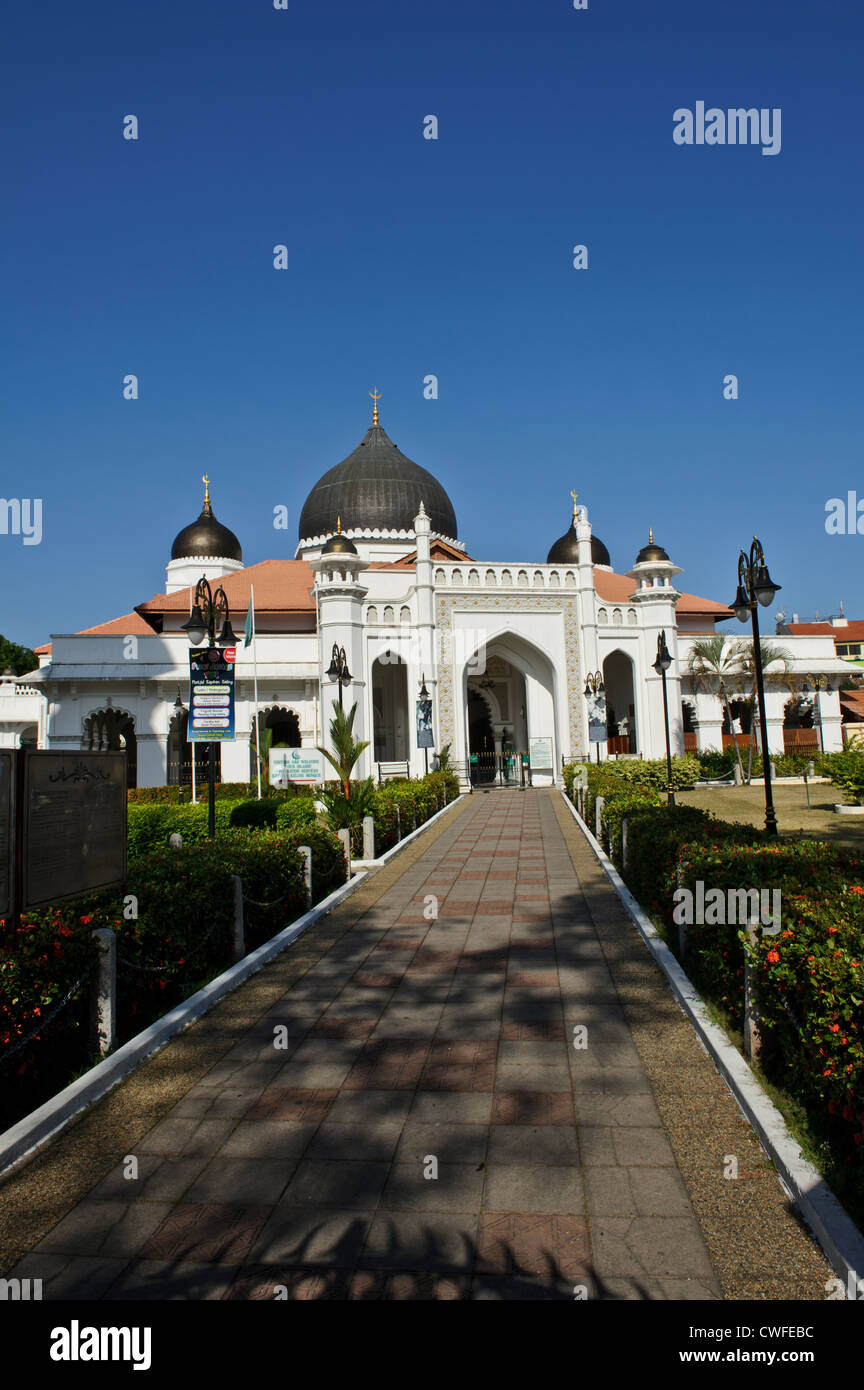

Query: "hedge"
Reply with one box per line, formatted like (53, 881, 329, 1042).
(0, 823, 344, 1133)
(565, 779, 864, 1213)
(127, 782, 316, 805)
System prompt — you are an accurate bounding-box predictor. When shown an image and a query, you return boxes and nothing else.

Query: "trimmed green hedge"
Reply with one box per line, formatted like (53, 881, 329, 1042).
(127, 782, 316, 804)
(565, 782, 864, 1211)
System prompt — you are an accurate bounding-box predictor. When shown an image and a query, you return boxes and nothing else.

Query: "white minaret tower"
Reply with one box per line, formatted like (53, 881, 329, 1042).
(626, 531, 684, 758)
(309, 519, 370, 768)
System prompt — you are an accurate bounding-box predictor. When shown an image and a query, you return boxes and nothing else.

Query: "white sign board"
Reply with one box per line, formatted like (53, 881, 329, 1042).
(270, 748, 325, 786)
(529, 736, 553, 770)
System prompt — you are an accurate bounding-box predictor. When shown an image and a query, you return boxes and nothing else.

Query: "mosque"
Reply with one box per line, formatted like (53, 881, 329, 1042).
(0, 396, 847, 787)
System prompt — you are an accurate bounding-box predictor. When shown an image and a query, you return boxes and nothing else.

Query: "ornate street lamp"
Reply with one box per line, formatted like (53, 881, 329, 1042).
(326, 643, 352, 710)
(181, 576, 238, 838)
(418, 673, 433, 775)
(652, 630, 675, 807)
(584, 671, 605, 764)
(729, 537, 781, 836)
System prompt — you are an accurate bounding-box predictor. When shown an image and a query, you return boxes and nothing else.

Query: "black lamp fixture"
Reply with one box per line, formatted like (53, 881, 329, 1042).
(652, 631, 675, 806)
(181, 576, 238, 838)
(584, 671, 604, 697)
(729, 537, 781, 836)
(326, 643, 352, 709)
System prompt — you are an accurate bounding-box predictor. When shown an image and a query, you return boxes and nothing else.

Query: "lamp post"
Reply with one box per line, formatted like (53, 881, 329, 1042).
(584, 671, 605, 764)
(326, 643, 352, 710)
(652, 631, 675, 807)
(418, 674, 432, 776)
(181, 576, 238, 839)
(801, 675, 829, 754)
(729, 537, 781, 837)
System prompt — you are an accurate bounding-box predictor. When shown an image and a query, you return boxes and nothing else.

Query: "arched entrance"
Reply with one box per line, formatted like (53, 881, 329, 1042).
(461, 634, 558, 786)
(372, 653, 409, 762)
(168, 706, 210, 787)
(603, 651, 638, 756)
(83, 707, 138, 789)
(249, 706, 301, 781)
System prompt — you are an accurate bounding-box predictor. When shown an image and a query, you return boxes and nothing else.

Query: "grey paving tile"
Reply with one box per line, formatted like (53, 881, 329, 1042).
(396, 1122, 489, 1165)
(306, 1122, 404, 1162)
(35, 1201, 173, 1258)
(359, 1212, 479, 1271)
(5, 1252, 131, 1301)
(486, 1125, 580, 1165)
(219, 1122, 318, 1159)
(248, 1207, 374, 1266)
(89, 1155, 209, 1203)
(590, 1217, 716, 1280)
(185, 1157, 296, 1205)
(379, 1163, 485, 1213)
(483, 1165, 585, 1214)
(281, 1160, 390, 1209)
(409, 1092, 494, 1123)
(104, 1260, 239, 1300)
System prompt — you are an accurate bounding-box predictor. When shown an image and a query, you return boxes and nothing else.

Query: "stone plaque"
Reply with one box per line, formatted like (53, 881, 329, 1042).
(24, 752, 127, 909)
(0, 750, 12, 918)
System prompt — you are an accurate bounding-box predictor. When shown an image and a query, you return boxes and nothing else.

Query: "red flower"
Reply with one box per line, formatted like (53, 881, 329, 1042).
(767, 950, 780, 964)
(79, 915, 92, 925)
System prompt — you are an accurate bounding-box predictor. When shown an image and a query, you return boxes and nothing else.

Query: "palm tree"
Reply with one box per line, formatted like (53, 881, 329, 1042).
(317, 700, 370, 800)
(686, 636, 746, 779)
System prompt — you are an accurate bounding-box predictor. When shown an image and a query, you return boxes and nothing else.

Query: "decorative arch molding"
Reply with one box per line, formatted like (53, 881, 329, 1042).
(82, 707, 137, 788)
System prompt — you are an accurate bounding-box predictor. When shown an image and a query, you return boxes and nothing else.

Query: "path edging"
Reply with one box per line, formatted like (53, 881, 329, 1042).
(559, 788, 864, 1291)
(0, 869, 370, 1179)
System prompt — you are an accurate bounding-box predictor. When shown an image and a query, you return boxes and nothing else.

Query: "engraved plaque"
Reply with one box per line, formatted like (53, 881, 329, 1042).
(0, 750, 12, 917)
(24, 752, 127, 909)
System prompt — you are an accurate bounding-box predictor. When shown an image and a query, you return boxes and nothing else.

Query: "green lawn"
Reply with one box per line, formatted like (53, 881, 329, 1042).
(677, 782, 864, 849)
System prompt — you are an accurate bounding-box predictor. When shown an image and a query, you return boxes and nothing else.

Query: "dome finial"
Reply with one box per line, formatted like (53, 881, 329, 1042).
(202, 474, 211, 513)
(649, 527, 654, 544)
(369, 387, 381, 426)
(336, 515, 342, 533)
(570, 489, 579, 523)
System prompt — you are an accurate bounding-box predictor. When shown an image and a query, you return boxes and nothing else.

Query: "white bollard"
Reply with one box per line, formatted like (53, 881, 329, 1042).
(232, 874, 245, 962)
(298, 845, 312, 908)
(338, 827, 351, 879)
(595, 795, 605, 843)
(621, 818, 629, 872)
(743, 922, 761, 1062)
(362, 815, 375, 860)
(169, 832, 183, 848)
(395, 805, 401, 841)
(91, 928, 117, 1058)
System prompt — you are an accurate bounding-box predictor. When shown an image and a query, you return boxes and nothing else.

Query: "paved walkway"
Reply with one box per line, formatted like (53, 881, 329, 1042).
(1, 790, 831, 1299)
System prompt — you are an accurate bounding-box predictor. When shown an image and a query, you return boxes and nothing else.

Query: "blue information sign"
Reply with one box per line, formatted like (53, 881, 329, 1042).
(189, 648, 236, 742)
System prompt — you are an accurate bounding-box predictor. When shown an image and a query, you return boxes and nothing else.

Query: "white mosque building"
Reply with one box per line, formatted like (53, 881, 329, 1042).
(0, 400, 849, 788)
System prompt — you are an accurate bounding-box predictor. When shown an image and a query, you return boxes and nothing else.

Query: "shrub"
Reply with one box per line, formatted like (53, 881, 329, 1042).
(820, 749, 864, 806)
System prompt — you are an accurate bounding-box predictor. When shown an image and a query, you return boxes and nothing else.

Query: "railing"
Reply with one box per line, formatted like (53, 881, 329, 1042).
(377, 760, 411, 783)
(469, 752, 526, 789)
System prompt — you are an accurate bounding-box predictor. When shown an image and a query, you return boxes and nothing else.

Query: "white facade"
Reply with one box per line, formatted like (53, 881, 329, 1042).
(6, 437, 851, 786)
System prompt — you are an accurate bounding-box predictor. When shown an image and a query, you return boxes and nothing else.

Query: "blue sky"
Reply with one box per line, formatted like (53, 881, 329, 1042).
(2, 0, 862, 648)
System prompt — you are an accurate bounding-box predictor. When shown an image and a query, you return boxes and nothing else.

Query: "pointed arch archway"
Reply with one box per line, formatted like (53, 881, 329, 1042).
(83, 707, 138, 789)
(372, 652, 409, 761)
(249, 706, 302, 781)
(460, 631, 560, 785)
(602, 650, 638, 755)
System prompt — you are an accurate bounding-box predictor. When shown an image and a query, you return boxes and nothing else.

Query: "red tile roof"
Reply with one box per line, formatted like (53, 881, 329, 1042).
(788, 621, 864, 640)
(135, 559, 316, 616)
(594, 569, 732, 617)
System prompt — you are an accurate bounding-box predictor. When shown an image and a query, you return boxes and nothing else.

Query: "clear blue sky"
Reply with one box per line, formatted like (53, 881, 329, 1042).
(2, 0, 862, 649)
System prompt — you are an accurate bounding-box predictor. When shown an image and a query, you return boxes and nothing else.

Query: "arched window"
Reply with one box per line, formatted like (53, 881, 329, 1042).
(627, 608, 638, 625)
(400, 605, 411, 624)
(83, 708, 138, 789)
(533, 570, 545, 588)
(383, 605, 395, 624)
(612, 609, 623, 626)
(517, 570, 529, 586)
(367, 605, 378, 624)
(485, 569, 497, 586)
(548, 571, 560, 587)
(501, 569, 512, 585)
(597, 607, 608, 624)
(564, 570, 577, 587)
(468, 568, 480, 587)
(452, 569, 463, 586)
(434, 569, 446, 586)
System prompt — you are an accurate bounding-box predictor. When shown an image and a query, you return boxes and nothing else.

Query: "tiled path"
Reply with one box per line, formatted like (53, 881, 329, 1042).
(2, 791, 831, 1299)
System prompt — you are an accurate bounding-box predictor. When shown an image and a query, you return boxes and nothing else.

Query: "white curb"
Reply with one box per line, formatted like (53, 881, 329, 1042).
(559, 789, 864, 1290)
(0, 869, 369, 1178)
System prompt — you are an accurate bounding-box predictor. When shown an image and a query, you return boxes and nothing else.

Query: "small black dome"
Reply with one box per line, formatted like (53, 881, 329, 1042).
(299, 421, 458, 543)
(321, 524, 358, 556)
(635, 532, 670, 565)
(171, 482, 242, 562)
(546, 521, 610, 567)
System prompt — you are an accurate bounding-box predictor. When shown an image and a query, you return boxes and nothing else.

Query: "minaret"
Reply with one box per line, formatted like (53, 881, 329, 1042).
(309, 518, 370, 769)
(626, 531, 684, 757)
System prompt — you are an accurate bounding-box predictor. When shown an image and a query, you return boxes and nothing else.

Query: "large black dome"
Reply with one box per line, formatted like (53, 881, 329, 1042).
(546, 520, 610, 568)
(298, 422, 458, 543)
(171, 482, 242, 562)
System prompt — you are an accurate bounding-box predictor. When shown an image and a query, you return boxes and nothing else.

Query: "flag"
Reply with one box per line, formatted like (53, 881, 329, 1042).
(243, 601, 254, 647)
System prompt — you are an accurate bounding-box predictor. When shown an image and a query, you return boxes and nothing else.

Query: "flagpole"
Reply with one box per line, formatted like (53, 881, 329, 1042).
(251, 584, 262, 800)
